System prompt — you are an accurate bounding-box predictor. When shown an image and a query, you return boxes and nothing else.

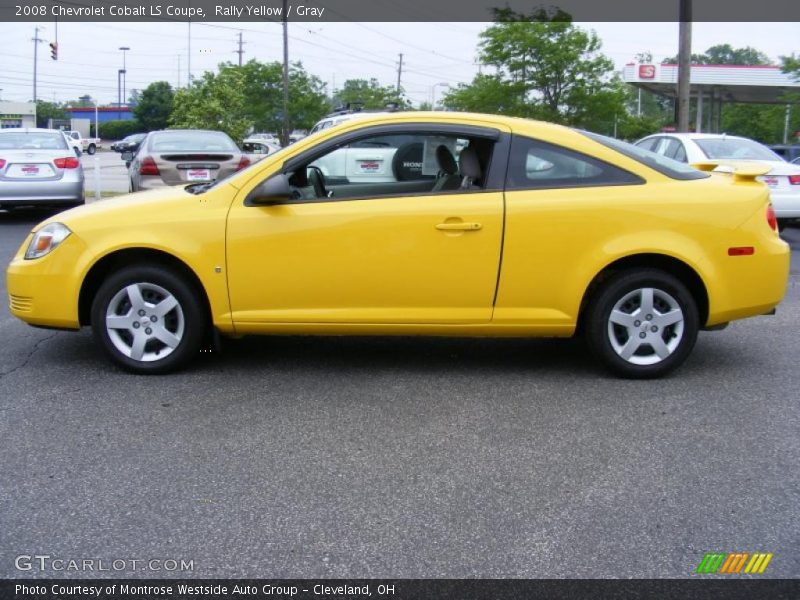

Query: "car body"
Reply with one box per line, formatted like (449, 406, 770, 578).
(635, 133, 800, 223)
(7, 113, 790, 378)
(126, 129, 249, 192)
(0, 128, 85, 209)
(242, 137, 282, 164)
(111, 133, 146, 154)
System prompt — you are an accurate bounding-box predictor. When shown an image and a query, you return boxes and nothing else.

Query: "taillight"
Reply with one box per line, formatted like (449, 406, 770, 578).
(139, 156, 160, 176)
(766, 204, 778, 231)
(0, 159, 6, 169)
(236, 156, 251, 171)
(53, 157, 80, 169)
(788, 174, 800, 185)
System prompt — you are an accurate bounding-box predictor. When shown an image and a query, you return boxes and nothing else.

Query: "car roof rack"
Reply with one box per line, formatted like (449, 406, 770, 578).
(323, 102, 402, 119)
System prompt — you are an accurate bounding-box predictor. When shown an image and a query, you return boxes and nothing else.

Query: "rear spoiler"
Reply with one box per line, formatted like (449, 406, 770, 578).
(690, 160, 771, 183)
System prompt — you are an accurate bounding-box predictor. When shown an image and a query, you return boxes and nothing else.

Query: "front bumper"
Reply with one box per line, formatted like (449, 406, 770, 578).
(6, 233, 86, 330)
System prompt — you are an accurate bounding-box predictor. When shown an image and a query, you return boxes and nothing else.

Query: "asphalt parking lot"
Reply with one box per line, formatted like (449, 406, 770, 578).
(1, 210, 798, 579)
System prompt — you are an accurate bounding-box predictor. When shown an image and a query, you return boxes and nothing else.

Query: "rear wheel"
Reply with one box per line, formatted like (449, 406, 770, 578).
(90, 265, 206, 374)
(585, 269, 699, 378)
(86, 144, 96, 155)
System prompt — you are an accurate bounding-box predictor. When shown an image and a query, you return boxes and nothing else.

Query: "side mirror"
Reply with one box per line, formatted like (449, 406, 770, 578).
(245, 173, 292, 206)
(74, 147, 82, 157)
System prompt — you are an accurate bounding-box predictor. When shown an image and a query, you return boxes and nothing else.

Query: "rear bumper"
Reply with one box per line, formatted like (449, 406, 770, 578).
(0, 179, 84, 205)
(769, 190, 800, 218)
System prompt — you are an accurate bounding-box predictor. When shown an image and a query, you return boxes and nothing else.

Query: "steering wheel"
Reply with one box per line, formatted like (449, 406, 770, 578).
(307, 166, 328, 198)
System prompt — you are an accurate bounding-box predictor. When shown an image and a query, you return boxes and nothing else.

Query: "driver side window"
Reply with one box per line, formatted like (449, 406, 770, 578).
(287, 131, 492, 202)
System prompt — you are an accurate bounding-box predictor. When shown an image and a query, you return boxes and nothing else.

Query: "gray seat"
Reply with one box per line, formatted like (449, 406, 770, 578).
(458, 146, 482, 190)
(431, 145, 462, 192)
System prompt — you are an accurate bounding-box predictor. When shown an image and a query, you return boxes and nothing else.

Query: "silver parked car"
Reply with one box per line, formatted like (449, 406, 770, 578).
(0, 128, 85, 210)
(125, 130, 249, 192)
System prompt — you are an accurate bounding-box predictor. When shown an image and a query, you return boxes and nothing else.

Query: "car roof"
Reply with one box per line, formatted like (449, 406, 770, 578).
(641, 132, 752, 141)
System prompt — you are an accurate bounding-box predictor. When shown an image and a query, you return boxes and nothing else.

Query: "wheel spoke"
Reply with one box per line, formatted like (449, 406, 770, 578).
(151, 324, 181, 349)
(106, 314, 133, 329)
(129, 332, 147, 361)
(655, 309, 683, 328)
(649, 336, 671, 359)
(609, 309, 636, 328)
(639, 288, 655, 314)
(618, 337, 641, 360)
(153, 294, 179, 317)
(126, 284, 146, 311)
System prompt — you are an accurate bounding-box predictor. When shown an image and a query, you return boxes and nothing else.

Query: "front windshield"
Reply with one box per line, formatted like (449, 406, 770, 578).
(694, 138, 781, 161)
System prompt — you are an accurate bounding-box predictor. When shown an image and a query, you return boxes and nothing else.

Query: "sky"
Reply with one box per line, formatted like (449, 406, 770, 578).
(0, 21, 797, 107)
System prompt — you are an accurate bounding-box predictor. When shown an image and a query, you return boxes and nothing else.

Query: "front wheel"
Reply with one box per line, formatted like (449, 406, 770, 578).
(90, 265, 206, 374)
(585, 270, 699, 379)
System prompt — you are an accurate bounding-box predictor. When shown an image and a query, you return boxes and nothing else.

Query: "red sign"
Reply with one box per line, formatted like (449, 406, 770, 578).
(639, 65, 656, 79)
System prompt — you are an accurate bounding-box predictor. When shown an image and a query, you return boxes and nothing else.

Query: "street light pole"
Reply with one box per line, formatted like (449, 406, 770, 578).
(119, 46, 130, 117)
(431, 82, 449, 110)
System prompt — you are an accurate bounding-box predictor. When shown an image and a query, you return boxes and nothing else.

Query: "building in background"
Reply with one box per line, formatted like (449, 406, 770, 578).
(65, 106, 134, 124)
(0, 102, 36, 128)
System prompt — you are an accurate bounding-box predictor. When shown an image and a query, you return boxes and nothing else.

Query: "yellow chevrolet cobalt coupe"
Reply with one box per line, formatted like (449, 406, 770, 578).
(6, 113, 790, 377)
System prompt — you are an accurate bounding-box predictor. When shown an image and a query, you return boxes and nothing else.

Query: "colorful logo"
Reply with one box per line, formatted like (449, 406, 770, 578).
(696, 552, 773, 574)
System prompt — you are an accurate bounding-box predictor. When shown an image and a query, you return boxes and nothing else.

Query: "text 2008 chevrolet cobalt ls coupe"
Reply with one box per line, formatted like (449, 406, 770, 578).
(6, 113, 790, 377)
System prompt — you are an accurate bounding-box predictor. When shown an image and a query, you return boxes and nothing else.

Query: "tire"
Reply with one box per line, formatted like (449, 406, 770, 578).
(87, 144, 96, 155)
(585, 269, 699, 379)
(391, 142, 427, 181)
(90, 265, 206, 374)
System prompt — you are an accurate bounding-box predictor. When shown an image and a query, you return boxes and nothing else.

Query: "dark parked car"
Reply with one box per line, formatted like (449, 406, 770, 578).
(769, 144, 800, 163)
(111, 133, 147, 153)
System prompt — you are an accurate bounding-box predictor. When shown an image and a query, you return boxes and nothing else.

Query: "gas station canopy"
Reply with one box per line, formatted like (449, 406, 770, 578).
(622, 63, 800, 104)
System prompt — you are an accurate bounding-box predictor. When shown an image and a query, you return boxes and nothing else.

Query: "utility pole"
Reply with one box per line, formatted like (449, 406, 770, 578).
(396, 53, 404, 95)
(281, 0, 290, 146)
(187, 20, 192, 86)
(235, 32, 245, 66)
(32, 26, 44, 102)
(677, 0, 692, 132)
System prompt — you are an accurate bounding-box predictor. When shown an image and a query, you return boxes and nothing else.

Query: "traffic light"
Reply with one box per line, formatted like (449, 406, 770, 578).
(49, 41, 57, 61)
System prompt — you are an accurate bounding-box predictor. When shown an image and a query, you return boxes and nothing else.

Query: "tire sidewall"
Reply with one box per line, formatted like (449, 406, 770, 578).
(587, 270, 699, 378)
(90, 265, 205, 374)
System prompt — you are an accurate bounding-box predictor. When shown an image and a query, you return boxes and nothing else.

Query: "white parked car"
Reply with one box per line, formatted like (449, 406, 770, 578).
(242, 137, 281, 164)
(635, 133, 800, 228)
(65, 130, 101, 155)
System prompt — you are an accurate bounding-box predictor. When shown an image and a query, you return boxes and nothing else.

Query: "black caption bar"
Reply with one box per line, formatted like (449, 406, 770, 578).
(2, 0, 800, 22)
(3, 580, 800, 600)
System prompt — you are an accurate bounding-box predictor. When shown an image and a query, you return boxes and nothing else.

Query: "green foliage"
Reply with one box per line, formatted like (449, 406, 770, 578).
(235, 60, 330, 133)
(98, 119, 142, 140)
(332, 79, 407, 111)
(720, 98, 800, 144)
(442, 15, 624, 133)
(35, 100, 67, 128)
(171, 60, 329, 140)
(663, 44, 771, 66)
(133, 81, 174, 131)
(170, 68, 253, 143)
(782, 54, 800, 80)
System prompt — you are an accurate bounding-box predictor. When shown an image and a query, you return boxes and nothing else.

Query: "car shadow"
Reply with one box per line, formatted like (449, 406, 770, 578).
(0, 207, 64, 224)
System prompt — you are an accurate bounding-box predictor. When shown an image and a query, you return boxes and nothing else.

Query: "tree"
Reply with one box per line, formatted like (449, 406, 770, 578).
(442, 12, 624, 133)
(170, 69, 253, 143)
(332, 79, 406, 110)
(663, 44, 770, 66)
(133, 81, 175, 131)
(35, 100, 67, 127)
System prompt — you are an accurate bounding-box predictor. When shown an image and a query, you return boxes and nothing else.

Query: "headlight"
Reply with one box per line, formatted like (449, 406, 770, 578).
(25, 223, 72, 260)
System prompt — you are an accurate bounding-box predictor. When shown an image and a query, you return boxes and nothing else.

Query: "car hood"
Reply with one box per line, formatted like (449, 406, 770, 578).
(34, 184, 219, 233)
